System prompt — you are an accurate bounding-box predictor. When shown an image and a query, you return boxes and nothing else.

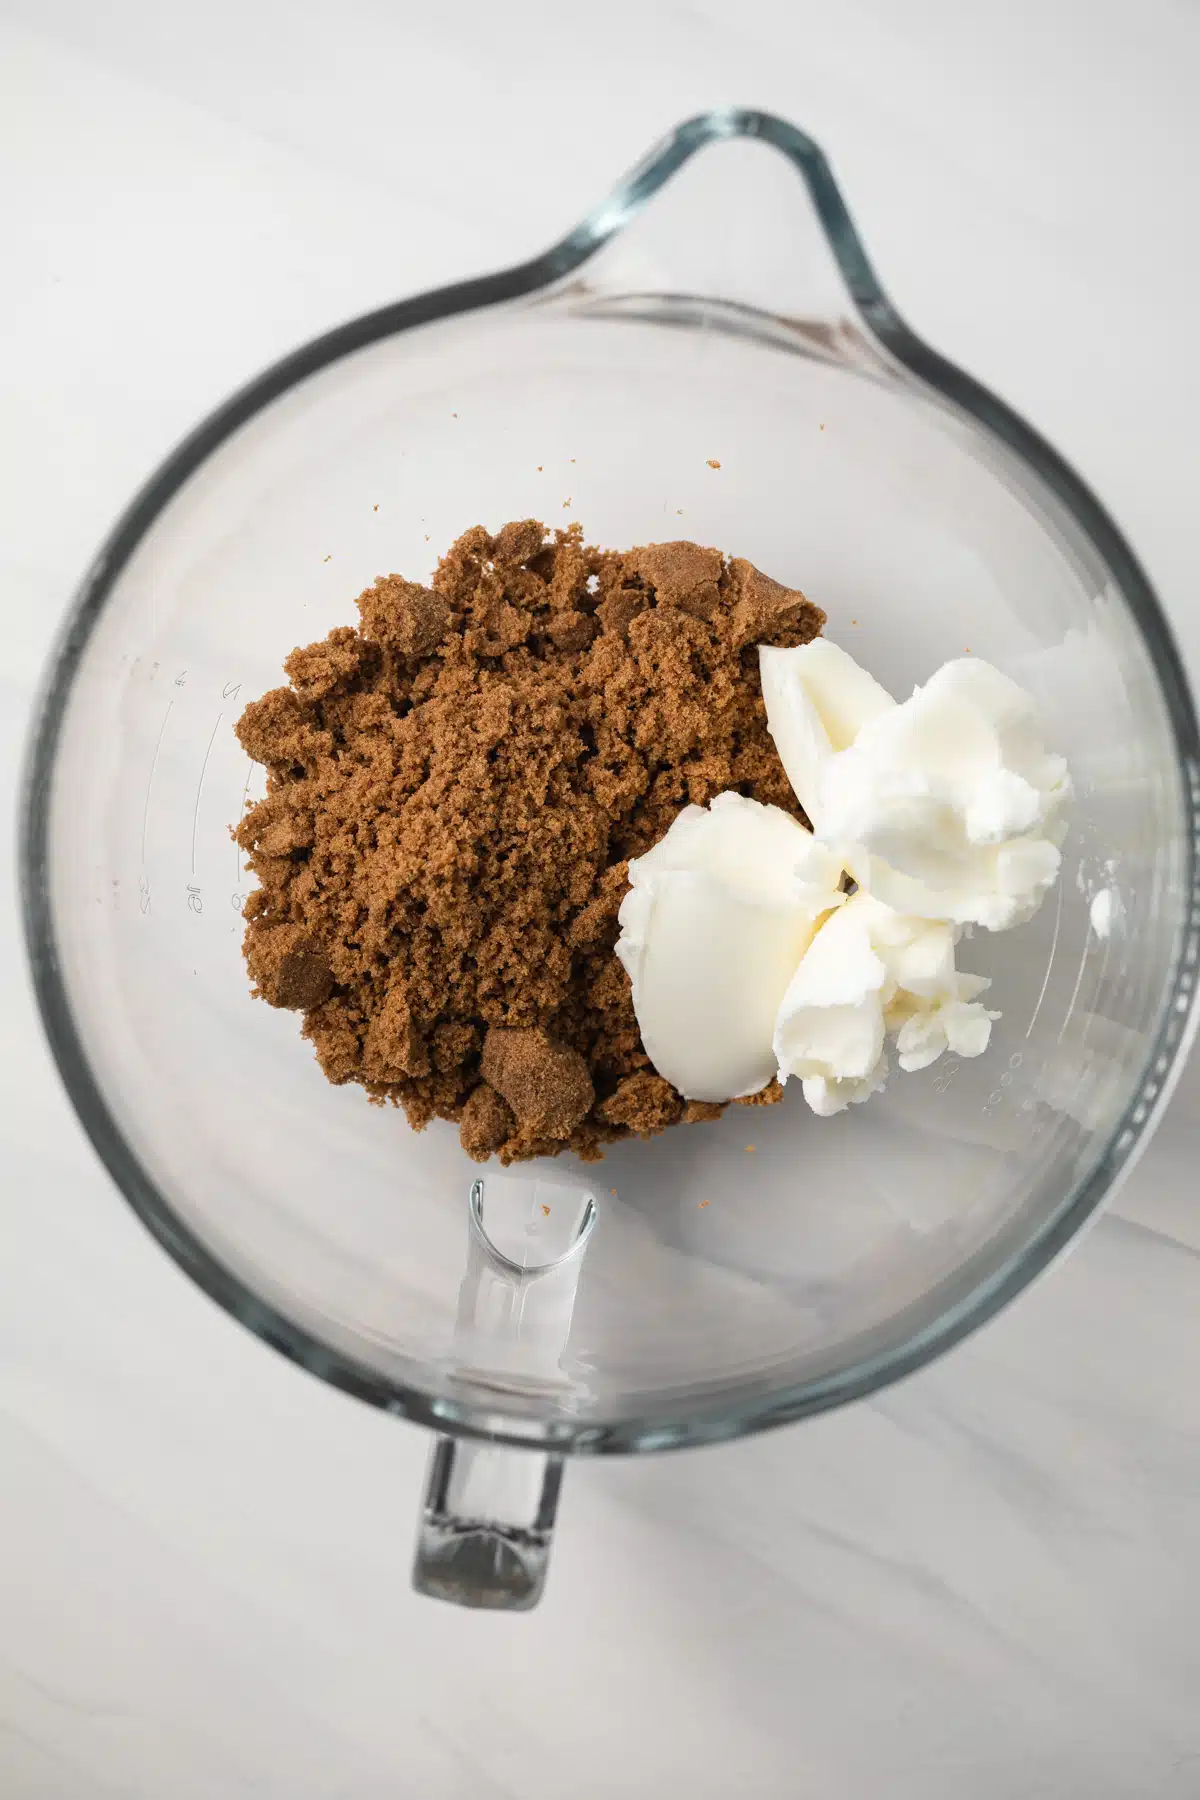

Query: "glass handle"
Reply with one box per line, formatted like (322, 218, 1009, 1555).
(413, 1436, 564, 1611)
(409, 1174, 596, 1612)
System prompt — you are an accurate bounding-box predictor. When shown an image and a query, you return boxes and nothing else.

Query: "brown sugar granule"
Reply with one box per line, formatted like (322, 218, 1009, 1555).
(480, 1027, 594, 1141)
(459, 1083, 517, 1163)
(235, 520, 823, 1162)
(726, 559, 818, 650)
(734, 1078, 785, 1108)
(245, 924, 335, 1012)
(624, 541, 722, 621)
(282, 627, 369, 704)
(598, 1074, 683, 1137)
(683, 1100, 727, 1125)
(566, 861, 628, 952)
(356, 577, 450, 657)
(362, 979, 431, 1082)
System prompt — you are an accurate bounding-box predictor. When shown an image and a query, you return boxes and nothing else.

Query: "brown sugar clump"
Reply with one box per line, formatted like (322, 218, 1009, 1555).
(234, 521, 824, 1162)
(684, 1100, 727, 1125)
(245, 924, 335, 1011)
(362, 980, 431, 1082)
(726, 559, 816, 649)
(624, 541, 723, 620)
(357, 576, 451, 657)
(481, 1027, 594, 1140)
(598, 1073, 683, 1137)
(734, 1078, 785, 1108)
(283, 626, 367, 703)
(459, 1083, 517, 1163)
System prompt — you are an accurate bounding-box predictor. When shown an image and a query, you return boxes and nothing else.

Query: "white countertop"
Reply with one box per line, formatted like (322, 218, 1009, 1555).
(3, 3, 1200, 1794)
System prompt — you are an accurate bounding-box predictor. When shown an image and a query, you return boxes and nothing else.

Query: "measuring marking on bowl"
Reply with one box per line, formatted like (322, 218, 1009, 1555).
(235, 757, 253, 884)
(133, 671, 262, 928)
(1024, 876, 1066, 1042)
(191, 711, 225, 883)
(139, 698, 174, 884)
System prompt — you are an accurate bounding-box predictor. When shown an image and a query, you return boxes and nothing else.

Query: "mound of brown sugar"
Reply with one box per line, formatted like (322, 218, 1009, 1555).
(235, 522, 823, 1164)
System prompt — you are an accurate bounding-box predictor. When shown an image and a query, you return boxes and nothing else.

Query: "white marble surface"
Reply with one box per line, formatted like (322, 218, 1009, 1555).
(3, 2, 1200, 1793)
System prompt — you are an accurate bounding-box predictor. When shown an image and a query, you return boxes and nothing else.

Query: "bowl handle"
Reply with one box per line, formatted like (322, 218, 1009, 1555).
(410, 1175, 596, 1611)
(413, 1435, 564, 1611)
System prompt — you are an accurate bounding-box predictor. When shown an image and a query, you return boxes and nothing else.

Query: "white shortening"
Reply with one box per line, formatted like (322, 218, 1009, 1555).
(614, 637, 1069, 1116)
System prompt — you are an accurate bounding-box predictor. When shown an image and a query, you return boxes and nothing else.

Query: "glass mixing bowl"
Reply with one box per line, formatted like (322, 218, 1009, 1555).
(22, 110, 1200, 1610)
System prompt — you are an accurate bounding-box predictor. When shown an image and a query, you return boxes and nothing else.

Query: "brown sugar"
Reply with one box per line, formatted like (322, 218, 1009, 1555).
(459, 1083, 516, 1161)
(598, 1074, 683, 1137)
(356, 578, 450, 658)
(235, 521, 823, 1163)
(683, 1100, 727, 1125)
(480, 1027, 594, 1141)
(734, 1078, 785, 1108)
(245, 924, 335, 1012)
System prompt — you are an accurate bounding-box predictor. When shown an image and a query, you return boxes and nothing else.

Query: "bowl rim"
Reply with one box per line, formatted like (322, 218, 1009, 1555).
(21, 108, 1200, 1456)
